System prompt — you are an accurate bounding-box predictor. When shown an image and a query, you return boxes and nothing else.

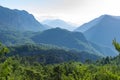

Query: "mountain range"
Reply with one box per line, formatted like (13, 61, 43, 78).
(0, 6, 118, 59)
(75, 14, 120, 52)
(31, 28, 117, 57)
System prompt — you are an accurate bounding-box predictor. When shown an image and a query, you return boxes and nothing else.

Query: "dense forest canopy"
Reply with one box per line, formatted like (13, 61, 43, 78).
(0, 41, 119, 80)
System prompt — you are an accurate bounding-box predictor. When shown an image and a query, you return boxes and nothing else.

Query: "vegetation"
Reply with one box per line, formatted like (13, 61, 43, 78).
(0, 41, 119, 80)
(8, 44, 100, 64)
(0, 43, 9, 57)
(113, 39, 120, 53)
(1, 56, 120, 80)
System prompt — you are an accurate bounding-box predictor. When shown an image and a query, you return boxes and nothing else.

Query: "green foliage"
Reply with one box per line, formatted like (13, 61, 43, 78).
(0, 43, 9, 57)
(0, 41, 120, 80)
(1, 57, 120, 80)
(0, 46, 119, 80)
(113, 39, 120, 53)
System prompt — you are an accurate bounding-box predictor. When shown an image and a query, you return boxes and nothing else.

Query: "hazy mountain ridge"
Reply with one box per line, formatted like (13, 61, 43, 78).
(0, 6, 47, 32)
(0, 6, 117, 57)
(75, 15, 105, 32)
(75, 14, 120, 56)
(31, 28, 114, 57)
(42, 19, 77, 31)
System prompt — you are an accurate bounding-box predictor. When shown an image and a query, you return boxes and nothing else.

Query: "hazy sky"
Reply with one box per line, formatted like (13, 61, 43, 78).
(0, 0, 120, 25)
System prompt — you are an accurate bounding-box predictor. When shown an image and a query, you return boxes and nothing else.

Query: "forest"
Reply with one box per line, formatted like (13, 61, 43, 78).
(0, 39, 120, 80)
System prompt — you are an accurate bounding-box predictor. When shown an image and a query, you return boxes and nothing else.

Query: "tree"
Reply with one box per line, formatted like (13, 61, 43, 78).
(0, 43, 9, 57)
(112, 39, 120, 54)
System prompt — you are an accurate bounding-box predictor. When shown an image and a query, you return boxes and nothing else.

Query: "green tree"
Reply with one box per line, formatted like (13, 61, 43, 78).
(112, 39, 120, 54)
(0, 43, 9, 57)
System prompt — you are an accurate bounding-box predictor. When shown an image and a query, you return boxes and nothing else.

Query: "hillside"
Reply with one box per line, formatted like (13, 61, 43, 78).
(31, 28, 115, 57)
(32, 28, 89, 50)
(0, 26, 116, 57)
(8, 44, 101, 64)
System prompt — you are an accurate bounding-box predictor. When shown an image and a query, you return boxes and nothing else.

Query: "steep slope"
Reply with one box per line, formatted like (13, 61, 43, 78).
(42, 19, 77, 31)
(75, 14, 120, 54)
(31, 28, 106, 57)
(0, 6, 46, 32)
(75, 15, 104, 32)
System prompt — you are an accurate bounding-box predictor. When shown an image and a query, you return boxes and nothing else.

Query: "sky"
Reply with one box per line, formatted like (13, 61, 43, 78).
(0, 0, 120, 25)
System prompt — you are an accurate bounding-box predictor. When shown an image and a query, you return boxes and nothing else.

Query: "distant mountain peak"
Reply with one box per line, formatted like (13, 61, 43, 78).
(75, 14, 120, 55)
(42, 19, 76, 31)
(75, 14, 120, 32)
(0, 6, 48, 32)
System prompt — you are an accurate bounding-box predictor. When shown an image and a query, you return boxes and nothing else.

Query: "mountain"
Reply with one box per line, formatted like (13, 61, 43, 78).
(0, 25, 115, 57)
(0, 7, 116, 57)
(31, 28, 113, 57)
(0, 6, 46, 32)
(75, 14, 120, 53)
(0, 26, 115, 57)
(42, 19, 77, 31)
(31, 28, 93, 51)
